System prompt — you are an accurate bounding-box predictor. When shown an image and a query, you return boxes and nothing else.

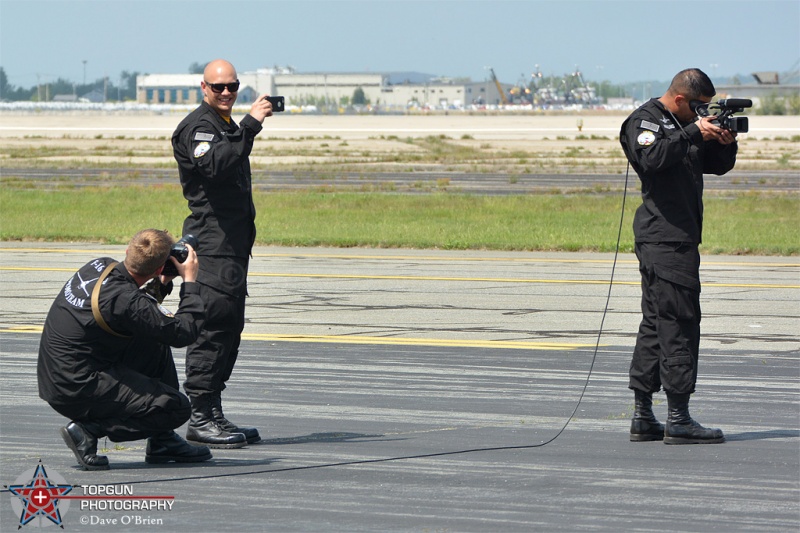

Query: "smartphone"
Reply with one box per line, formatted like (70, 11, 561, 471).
(264, 96, 285, 112)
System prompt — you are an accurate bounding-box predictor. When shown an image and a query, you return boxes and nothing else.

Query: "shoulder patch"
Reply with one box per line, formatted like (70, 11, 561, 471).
(193, 142, 211, 158)
(193, 132, 215, 142)
(637, 131, 656, 146)
(639, 120, 660, 133)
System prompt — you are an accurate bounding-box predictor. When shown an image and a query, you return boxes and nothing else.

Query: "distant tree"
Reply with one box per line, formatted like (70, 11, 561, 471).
(48, 77, 79, 98)
(119, 70, 141, 100)
(593, 80, 618, 100)
(788, 94, 800, 115)
(0, 67, 10, 100)
(0, 68, 33, 100)
(757, 93, 787, 115)
(352, 86, 367, 105)
(188, 62, 206, 74)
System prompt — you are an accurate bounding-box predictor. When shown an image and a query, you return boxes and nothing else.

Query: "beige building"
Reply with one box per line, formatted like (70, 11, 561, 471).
(136, 72, 268, 104)
(137, 69, 510, 109)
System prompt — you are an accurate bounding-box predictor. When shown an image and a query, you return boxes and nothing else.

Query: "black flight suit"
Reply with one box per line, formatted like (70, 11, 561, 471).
(172, 101, 261, 398)
(37, 259, 204, 441)
(620, 98, 737, 395)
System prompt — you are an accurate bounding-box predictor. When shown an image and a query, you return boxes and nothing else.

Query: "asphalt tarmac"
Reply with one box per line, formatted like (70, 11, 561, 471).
(1, 244, 798, 532)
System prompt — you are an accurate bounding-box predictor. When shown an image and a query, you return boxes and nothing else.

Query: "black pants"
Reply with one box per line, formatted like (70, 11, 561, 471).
(183, 256, 248, 398)
(49, 338, 190, 442)
(629, 242, 701, 395)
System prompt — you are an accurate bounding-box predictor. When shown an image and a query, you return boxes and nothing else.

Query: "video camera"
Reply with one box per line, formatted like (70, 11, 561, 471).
(161, 234, 197, 277)
(691, 98, 752, 133)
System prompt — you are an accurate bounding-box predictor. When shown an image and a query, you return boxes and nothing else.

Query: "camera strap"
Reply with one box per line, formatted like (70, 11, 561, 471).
(91, 261, 132, 339)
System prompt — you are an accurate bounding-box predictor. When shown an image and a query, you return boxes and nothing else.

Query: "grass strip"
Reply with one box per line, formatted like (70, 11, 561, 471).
(1, 186, 797, 255)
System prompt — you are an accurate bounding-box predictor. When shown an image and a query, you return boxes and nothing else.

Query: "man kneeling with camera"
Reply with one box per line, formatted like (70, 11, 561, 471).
(38, 229, 213, 470)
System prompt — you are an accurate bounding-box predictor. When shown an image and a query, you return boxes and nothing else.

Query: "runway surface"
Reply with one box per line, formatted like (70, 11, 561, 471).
(1, 244, 798, 531)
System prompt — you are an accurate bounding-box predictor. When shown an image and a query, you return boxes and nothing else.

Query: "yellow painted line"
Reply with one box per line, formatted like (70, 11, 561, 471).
(249, 271, 629, 285)
(3, 326, 44, 333)
(249, 272, 800, 289)
(704, 283, 800, 289)
(253, 252, 800, 268)
(1, 248, 798, 268)
(1, 266, 797, 288)
(237, 333, 597, 351)
(1, 326, 595, 351)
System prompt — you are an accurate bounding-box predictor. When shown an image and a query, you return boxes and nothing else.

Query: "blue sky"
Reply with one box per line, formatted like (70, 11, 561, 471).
(1, 0, 798, 88)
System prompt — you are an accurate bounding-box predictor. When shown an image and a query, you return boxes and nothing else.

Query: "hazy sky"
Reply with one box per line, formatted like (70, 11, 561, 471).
(1, 0, 798, 88)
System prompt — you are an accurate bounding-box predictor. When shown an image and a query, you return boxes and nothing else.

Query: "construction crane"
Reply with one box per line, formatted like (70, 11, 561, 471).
(488, 67, 509, 105)
(563, 66, 597, 105)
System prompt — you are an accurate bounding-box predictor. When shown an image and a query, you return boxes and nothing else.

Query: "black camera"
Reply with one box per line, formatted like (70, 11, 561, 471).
(162, 234, 197, 277)
(691, 98, 752, 133)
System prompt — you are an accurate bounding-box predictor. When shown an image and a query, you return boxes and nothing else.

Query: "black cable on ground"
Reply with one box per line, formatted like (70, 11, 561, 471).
(10, 167, 631, 490)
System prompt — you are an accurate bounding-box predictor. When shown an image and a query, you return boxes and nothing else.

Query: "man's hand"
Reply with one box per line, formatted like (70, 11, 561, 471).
(697, 116, 737, 145)
(250, 95, 274, 123)
(171, 244, 198, 283)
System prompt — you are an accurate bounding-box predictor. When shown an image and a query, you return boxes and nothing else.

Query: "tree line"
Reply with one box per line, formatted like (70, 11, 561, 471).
(0, 67, 141, 102)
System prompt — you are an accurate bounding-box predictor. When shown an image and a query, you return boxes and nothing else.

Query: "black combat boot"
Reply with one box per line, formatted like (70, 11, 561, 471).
(60, 421, 110, 471)
(185, 395, 247, 449)
(630, 390, 665, 442)
(146, 431, 213, 464)
(210, 393, 261, 444)
(664, 392, 725, 444)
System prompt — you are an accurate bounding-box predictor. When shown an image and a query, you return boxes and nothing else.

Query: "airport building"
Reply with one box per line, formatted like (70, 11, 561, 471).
(136, 68, 511, 109)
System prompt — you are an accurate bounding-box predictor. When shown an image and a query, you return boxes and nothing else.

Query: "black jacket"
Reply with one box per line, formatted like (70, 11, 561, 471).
(620, 98, 738, 243)
(37, 259, 203, 403)
(172, 101, 262, 258)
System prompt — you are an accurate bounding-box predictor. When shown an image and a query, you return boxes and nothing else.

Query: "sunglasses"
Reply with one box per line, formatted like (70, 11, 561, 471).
(204, 80, 240, 93)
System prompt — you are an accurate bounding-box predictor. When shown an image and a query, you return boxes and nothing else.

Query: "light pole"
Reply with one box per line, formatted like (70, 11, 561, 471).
(82, 60, 87, 86)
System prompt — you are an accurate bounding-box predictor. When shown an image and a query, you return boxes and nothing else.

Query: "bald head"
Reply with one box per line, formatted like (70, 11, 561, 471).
(204, 59, 237, 81)
(201, 59, 239, 117)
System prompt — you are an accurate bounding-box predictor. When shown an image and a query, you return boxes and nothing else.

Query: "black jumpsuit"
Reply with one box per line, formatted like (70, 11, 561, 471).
(37, 259, 204, 441)
(172, 101, 262, 398)
(620, 98, 737, 394)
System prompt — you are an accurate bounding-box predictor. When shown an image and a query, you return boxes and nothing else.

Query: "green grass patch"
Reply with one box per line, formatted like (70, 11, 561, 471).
(0, 187, 797, 254)
(0, 185, 185, 243)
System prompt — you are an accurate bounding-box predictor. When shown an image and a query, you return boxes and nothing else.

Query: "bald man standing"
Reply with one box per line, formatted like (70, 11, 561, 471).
(172, 59, 274, 448)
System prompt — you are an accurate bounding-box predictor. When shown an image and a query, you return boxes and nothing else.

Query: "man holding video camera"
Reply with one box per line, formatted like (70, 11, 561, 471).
(38, 229, 211, 470)
(172, 59, 276, 448)
(620, 68, 739, 444)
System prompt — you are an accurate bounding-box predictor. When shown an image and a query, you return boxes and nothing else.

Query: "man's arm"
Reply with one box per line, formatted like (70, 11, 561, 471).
(174, 114, 262, 180)
(125, 284, 204, 348)
(621, 110, 701, 177)
(127, 246, 203, 348)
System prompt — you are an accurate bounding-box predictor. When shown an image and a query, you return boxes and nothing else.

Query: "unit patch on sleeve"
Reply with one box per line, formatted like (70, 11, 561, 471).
(637, 131, 656, 146)
(194, 142, 211, 158)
